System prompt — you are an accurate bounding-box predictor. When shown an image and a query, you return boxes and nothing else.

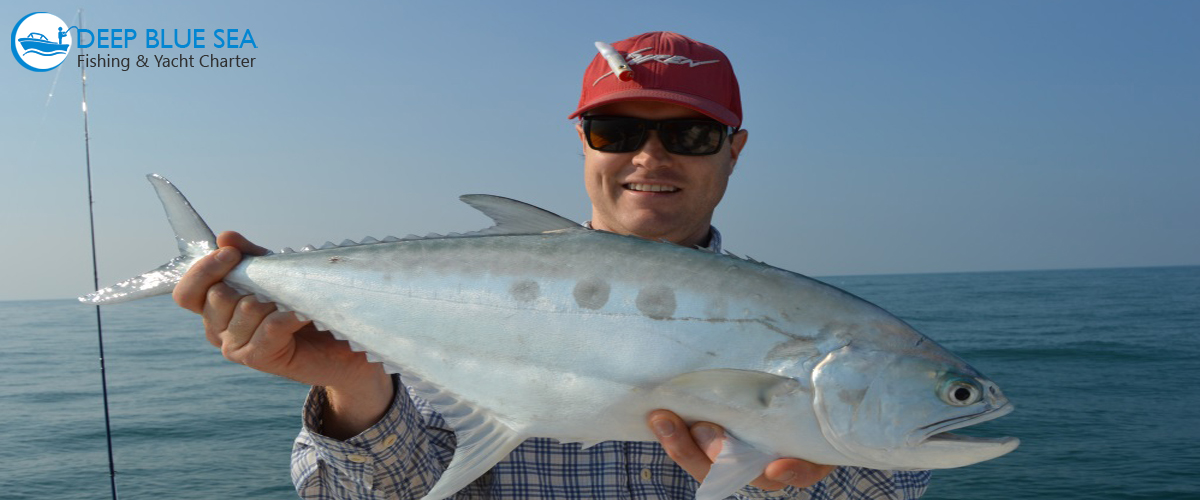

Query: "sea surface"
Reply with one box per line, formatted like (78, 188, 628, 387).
(2, 266, 1197, 499)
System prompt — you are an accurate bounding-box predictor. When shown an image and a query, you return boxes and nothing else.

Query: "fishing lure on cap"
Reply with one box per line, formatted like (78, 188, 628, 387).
(594, 41, 633, 81)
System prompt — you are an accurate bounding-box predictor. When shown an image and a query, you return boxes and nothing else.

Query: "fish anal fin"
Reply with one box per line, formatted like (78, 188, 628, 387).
(659, 369, 804, 409)
(577, 440, 603, 450)
(459, 194, 582, 235)
(695, 433, 778, 500)
(555, 438, 604, 450)
(419, 414, 525, 500)
(405, 376, 526, 500)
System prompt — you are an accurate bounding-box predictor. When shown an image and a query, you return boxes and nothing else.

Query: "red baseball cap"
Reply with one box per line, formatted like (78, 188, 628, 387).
(568, 32, 742, 128)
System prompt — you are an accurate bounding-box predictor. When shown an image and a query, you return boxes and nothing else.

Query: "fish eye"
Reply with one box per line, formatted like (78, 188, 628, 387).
(939, 378, 982, 406)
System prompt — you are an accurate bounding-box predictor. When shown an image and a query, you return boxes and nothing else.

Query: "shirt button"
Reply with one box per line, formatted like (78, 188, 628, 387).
(640, 468, 653, 481)
(348, 454, 369, 463)
(382, 434, 398, 447)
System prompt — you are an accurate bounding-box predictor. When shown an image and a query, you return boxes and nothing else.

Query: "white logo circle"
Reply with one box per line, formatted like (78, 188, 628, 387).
(11, 12, 72, 72)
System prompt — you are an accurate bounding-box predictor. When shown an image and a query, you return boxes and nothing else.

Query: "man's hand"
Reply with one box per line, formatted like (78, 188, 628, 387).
(648, 409, 836, 491)
(173, 231, 393, 439)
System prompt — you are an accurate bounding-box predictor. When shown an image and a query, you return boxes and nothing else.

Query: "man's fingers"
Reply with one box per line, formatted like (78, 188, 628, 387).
(648, 410, 713, 481)
(176, 231, 264, 314)
(220, 295, 277, 359)
(200, 283, 242, 347)
(761, 459, 836, 490)
(239, 310, 310, 370)
(690, 422, 724, 459)
(685, 418, 836, 491)
(174, 246, 242, 313)
(216, 230, 269, 256)
(174, 231, 261, 315)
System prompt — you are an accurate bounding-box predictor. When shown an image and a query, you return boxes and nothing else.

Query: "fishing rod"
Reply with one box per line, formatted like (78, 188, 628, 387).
(77, 9, 120, 500)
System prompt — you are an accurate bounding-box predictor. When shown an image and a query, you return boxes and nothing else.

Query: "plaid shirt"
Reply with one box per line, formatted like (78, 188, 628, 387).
(290, 227, 932, 499)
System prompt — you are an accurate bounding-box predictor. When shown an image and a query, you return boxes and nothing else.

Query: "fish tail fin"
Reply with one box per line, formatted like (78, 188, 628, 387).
(78, 174, 217, 305)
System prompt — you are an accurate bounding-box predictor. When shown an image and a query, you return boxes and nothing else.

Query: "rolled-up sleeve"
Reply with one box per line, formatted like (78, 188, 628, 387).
(734, 468, 931, 500)
(291, 375, 456, 500)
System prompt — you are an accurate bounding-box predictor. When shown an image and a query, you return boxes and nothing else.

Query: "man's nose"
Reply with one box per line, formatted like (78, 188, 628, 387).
(632, 131, 672, 169)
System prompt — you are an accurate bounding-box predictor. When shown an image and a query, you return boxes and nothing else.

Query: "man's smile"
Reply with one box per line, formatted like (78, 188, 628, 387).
(624, 183, 680, 193)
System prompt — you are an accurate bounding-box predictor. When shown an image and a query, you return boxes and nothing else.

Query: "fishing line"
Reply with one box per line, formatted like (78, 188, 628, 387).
(24, 36, 69, 171)
(42, 55, 63, 107)
(77, 8, 121, 500)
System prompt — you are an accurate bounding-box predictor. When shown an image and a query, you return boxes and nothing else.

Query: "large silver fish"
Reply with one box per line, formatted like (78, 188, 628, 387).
(82, 175, 1018, 500)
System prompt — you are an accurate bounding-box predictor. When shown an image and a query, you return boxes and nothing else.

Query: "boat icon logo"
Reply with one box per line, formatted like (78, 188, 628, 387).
(11, 12, 73, 72)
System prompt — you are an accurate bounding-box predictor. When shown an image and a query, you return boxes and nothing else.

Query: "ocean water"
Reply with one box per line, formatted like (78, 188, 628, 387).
(1, 266, 1197, 499)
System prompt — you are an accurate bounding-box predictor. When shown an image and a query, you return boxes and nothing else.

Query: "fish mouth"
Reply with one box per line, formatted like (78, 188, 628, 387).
(920, 401, 1014, 439)
(896, 402, 1019, 468)
(924, 432, 1017, 446)
(916, 402, 1019, 457)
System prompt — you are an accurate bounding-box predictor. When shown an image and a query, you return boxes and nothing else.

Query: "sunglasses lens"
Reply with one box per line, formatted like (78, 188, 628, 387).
(584, 117, 727, 155)
(660, 121, 726, 155)
(587, 118, 646, 152)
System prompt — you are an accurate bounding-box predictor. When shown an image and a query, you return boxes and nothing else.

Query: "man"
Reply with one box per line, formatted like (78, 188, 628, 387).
(174, 31, 931, 499)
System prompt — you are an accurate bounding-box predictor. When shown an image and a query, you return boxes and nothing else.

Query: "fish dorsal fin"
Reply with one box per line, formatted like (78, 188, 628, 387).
(459, 194, 583, 235)
(658, 369, 804, 410)
(694, 432, 779, 500)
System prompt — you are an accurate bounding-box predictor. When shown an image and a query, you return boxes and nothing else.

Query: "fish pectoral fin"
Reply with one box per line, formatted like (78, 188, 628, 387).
(694, 432, 779, 500)
(420, 415, 525, 500)
(660, 369, 804, 409)
(459, 194, 583, 235)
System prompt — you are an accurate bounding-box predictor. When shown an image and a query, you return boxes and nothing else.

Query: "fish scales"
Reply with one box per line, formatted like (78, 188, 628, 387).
(82, 175, 1018, 500)
(234, 232, 812, 407)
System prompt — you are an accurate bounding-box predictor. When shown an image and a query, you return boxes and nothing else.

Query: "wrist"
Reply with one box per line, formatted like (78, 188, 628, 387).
(319, 366, 394, 440)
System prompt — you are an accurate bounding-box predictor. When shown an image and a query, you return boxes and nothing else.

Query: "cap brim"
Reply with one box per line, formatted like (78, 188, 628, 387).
(568, 89, 741, 128)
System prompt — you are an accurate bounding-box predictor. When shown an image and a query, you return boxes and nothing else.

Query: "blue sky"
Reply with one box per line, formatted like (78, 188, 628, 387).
(2, 0, 1197, 301)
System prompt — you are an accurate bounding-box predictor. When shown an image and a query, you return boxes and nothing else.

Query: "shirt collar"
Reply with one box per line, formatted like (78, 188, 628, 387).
(582, 221, 723, 253)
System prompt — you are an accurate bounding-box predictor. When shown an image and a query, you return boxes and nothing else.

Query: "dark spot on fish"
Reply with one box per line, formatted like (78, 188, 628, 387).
(706, 351, 718, 357)
(328, 256, 342, 263)
(510, 280, 540, 302)
(636, 285, 676, 320)
(573, 278, 610, 310)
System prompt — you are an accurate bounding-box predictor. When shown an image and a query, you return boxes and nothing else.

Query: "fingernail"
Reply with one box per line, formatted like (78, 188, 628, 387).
(692, 424, 717, 444)
(652, 419, 675, 437)
(215, 248, 235, 263)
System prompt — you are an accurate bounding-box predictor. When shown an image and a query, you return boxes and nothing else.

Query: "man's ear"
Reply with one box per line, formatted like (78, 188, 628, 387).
(729, 129, 749, 169)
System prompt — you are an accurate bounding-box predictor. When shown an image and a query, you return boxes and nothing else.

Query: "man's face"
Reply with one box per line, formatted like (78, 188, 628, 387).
(577, 101, 748, 247)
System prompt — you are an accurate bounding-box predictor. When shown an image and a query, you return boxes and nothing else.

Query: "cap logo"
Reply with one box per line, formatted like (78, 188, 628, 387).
(593, 46, 720, 85)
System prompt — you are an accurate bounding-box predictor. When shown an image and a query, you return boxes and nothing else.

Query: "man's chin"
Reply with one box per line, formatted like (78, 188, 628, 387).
(610, 215, 702, 245)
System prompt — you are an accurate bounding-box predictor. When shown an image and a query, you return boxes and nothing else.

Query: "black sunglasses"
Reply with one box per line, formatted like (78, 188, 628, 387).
(582, 116, 735, 156)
